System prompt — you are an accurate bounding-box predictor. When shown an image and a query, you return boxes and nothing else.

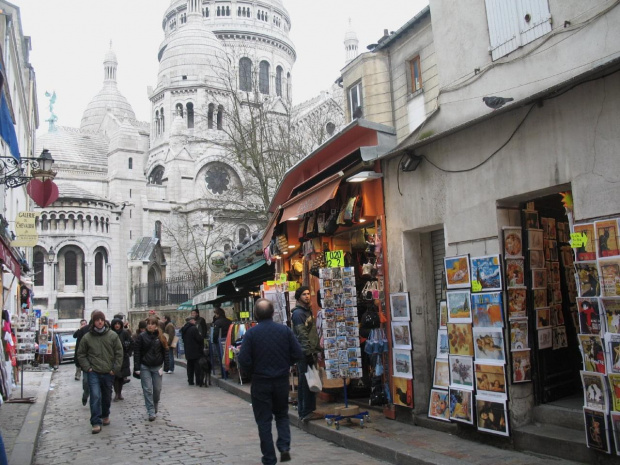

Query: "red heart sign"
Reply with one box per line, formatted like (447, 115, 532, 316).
(27, 179, 59, 207)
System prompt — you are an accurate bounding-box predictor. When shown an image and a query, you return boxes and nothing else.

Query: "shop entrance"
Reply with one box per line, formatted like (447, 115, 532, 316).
(521, 192, 581, 404)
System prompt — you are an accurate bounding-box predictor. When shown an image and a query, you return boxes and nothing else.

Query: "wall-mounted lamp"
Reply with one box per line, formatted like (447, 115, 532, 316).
(400, 152, 423, 172)
(0, 149, 56, 188)
(47, 246, 55, 263)
(346, 171, 383, 183)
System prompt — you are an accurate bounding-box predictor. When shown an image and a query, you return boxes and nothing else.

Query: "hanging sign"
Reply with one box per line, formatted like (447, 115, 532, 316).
(208, 250, 226, 273)
(12, 211, 40, 247)
(325, 250, 344, 268)
(570, 232, 588, 248)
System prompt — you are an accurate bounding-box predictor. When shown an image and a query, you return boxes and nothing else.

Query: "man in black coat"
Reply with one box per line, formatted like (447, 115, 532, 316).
(181, 316, 204, 386)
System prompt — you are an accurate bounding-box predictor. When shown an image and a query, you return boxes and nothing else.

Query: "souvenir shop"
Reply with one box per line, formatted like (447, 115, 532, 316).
(262, 120, 399, 413)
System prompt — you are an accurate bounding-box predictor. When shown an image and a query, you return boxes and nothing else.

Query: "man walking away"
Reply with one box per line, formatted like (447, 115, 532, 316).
(181, 316, 204, 386)
(238, 299, 303, 465)
(163, 315, 176, 373)
(77, 310, 123, 434)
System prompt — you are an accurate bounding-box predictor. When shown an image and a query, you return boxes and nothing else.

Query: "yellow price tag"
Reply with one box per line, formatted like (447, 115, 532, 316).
(325, 250, 344, 268)
(570, 232, 588, 248)
(471, 280, 482, 292)
(240, 312, 250, 319)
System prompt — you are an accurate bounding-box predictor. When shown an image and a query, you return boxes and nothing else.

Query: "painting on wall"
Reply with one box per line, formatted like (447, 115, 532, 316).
(447, 290, 472, 323)
(444, 255, 471, 289)
(471, 292, 503, 328)
(573, 223, 596, 261)
(476, 396, 509, 437)
(446, 323, 474, 356)
(503, 228, 523, 259)
(470, 255, 503, 291)
(449, 388, 473, 424)
(428, 388, 450, 422)
(473, 327, 505, 362)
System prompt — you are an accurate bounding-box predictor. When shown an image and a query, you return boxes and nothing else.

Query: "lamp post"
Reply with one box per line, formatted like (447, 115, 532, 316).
(0, 149, 56, 188)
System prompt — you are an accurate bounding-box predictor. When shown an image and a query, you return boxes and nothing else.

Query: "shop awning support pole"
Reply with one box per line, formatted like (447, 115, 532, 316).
(343, 378, 348, 408)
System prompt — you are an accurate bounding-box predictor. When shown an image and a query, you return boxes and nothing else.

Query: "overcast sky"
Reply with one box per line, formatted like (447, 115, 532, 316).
(16, 0, 429, 131)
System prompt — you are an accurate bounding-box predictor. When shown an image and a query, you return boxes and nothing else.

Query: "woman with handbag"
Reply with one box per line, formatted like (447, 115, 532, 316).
(133, 317, 170, 421)
(163, 315, 177, 373)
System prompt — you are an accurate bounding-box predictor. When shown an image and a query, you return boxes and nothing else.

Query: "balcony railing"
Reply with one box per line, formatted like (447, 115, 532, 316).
(132, 273, 208, 308)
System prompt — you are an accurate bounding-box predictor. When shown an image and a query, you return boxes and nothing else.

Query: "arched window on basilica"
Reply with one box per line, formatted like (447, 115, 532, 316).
(33, 248, 45, 287)
(208, 103, 214, 129)
(186, 102, 194, 129)
(155, 110, 160, 135)
(239, 57, 252, 92)
(128, 157, 133, 170)
(276, 66, 283, 97)
(149, 166, 165, 185)
(94, 248, 108, 287)
(160, 108, 165, 133)
(238, 226, 249, 243)
(259, 61, 270, 94)
(155, 221, 162, 239)
(175, 103, 184, 117)
(205, 164, 231, 195)
(59, 246, 85, 292)
(217, 105, 224, 130)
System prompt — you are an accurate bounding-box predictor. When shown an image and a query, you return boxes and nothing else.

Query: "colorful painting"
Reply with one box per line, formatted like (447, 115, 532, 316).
(553, 325, 568, 350)
(449, 355, 474, 390)
(599, 258, 620, 297)
(536, 307, 551, 329)
(609, 374, 620, 412)
(392, 349, 413, 379)
(537, 327, 552, 349)
(390, 292, 411, 321)
(530, 249, 545, 269)
(577, 298, 604, 335)
(573, 223, 596, 261)
(602, 298, 620, 334)
(507, 288, 527, 319)
(528, 229, 544, 251)
(446, 323, 474, 356)
(436, 329, 449, 359)
(391, 321, 412, 350)
(503, 228, 523, 259)
(471, 292, 503, 328)
(438, 300, 448, 329)
(505, 258, 525, 288)
(472, 327, 505, 362)
(584, 408, 611, 453)
(444, 255, 471, 289)
(476, 396, 509, 436)
(428, 388, 450, 421)
(611, 412, 620, 457)
(510, 319, 528, 351)
(474, 362, 507, 395)
(524, 210, 539, 229)
(581, 371, 608, 412)
(433, 358, 450, 389)
(595, 219, 620, 258)
(447, 290, 472, 323)
(393, 377, 414, 407)
(533, 288, 547, 309)
(579, 334, 606, 374)
(532, 269, 547, 289)
(470, 255, 503, 291)
(512, 349, 532, 383)
(607, 334, 620, 374)
(449, 388, 473, 424)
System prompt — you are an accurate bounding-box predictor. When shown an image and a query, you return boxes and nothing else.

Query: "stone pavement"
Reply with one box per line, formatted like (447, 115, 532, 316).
(31, 364, 389, 465)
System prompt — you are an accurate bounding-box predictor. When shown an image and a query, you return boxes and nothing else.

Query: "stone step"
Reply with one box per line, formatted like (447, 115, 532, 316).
(532, 403, 585, 431)
(513, 423, 617, 464)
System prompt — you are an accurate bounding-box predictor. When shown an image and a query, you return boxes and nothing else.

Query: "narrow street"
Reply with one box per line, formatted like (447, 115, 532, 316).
(33, 364, 388, 465)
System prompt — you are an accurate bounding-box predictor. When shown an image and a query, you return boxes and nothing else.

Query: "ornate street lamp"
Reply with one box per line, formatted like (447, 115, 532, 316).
(0, 149, 56, 188)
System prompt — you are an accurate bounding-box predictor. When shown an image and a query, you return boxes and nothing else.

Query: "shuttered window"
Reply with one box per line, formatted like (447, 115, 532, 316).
(485, 0, 551, 61)
(431, 229, 446, 314)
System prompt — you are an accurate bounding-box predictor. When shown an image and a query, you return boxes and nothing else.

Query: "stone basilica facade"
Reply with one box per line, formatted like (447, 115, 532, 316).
(32, 0, 344, 324)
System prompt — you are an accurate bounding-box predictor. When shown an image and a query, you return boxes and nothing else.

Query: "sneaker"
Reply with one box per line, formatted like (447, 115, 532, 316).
(148, 415, 156, 422)
(102, 417, 110, 426)
(75, 376, 80, 381)
(280, 451, 291, 462)
(82, 396, 88, 406)
(92, 425, 101, 434)
(155, 403, 158, 414)
(118, 395, 124, 401)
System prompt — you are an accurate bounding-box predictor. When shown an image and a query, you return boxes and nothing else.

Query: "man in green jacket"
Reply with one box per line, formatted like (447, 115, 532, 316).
(77, 310, 123, 434)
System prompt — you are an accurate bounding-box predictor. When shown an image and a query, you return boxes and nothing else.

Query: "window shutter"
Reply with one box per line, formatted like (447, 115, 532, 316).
(485, 0, 520, 60)
(515, 0, 551, 45)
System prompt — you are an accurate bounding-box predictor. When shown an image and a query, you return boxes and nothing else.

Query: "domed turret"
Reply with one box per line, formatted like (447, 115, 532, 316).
(344, 19, 359, 65)
(80, 44, 136, 132)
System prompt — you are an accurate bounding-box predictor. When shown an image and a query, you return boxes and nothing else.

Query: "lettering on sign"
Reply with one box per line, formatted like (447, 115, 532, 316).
(471, 280, 482, 292)
(570, 232, 588, 248)
(325, 250, 344, 268)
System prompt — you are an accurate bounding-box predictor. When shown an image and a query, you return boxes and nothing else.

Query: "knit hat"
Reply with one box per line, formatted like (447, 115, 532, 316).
(295, 286, 310, 301)
(186, 316, 196, 323)
(92, 310, 106, 322)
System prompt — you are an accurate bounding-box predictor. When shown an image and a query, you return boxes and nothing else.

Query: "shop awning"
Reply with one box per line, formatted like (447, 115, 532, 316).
(280, 172, 343, 224)
(192, 259, 268, 306)
(177, 300, 194, 311)
(0, 236, 20, 279)
(262, 206, 282, 250)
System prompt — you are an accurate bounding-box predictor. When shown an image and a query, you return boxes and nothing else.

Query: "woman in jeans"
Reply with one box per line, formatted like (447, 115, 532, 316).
(133, 317, 170, 421)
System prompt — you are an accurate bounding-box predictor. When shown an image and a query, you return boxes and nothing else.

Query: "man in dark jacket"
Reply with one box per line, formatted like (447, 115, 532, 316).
(181, 316, 205, 386)
(163, 315, 176, 373)
(77, 310, 123, 434)
(239, 299, 303, 465)
(211, 307, 232, 344)
(291, 286, 322, 422)
(191, 309, 209, 340)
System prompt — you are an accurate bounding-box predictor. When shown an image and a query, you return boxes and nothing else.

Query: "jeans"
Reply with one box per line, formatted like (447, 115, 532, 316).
(140, 364, 162, 416)
(186, 358, 203, 386)
(296, 361, 316, 418)
(251, 377, 290, 465)
(87, 371, 114, 426)
(168, 348, 175, 372)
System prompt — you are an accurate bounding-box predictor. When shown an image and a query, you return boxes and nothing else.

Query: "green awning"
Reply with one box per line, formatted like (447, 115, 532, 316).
(192, 259, 268, 306)
(177, 300, 194, 311)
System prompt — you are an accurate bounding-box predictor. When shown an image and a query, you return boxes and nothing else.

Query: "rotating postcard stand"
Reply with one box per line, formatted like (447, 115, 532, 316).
(324, 378, 371, 429)
(8, 315, 37, 403)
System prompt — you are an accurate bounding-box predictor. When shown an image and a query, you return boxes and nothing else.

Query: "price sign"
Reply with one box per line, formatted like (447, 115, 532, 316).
(570, 232, 588, 248)
(471, 280, 482, 292)
(240, 311, 250, 319)
(325, 250, 344, 268)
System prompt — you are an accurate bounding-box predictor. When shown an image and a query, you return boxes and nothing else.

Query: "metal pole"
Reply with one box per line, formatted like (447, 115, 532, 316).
(343, 378, 348, 408)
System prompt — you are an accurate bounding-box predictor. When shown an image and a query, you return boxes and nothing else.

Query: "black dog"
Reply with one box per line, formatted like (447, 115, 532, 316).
(198, 356, 212, 387)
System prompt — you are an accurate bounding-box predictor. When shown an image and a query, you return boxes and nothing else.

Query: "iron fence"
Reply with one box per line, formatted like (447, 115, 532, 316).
(132, 273, 208, 308)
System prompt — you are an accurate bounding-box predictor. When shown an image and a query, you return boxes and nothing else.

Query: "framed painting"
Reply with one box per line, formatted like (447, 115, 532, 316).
(579, 334, 606, 374)
(533, 288, 547, 309)
(436, 329, 449, 359)
(471, 292, 503, 328)
(448, 355, 474, 390)
(447, 290, 472, 323)
(470, 255, 502, 292)
(446, 323, 474, 356)
(609, 374, 620, 412)
(449, 388, 473, 424)
(433, 358, 450, 389)
(438, 300, 448, 329)
(573, 223, 596, 261)
(532, 269, 547, 289)
(391, 321, 412, 350)
(575, 262, 601, 298)
(601, 298, 620, 334)
(392, 349, 413, 379)
(577, 298, 604, 335)
(390, 292, 411, 321)
(524, 210, 539, 230)
(607, 333, 620, 375)
(595, 219, 620, 258)
(505, 258, 525, 288)
(428, 388, 450, 421)
(472, 327, 505, 362)
(503, 227, 523, 259)
(599, 258, 620, 297)
(538, 327, 552, 349)
(509, 319, 528, 351)
(444, 255, 471, 289)
(476, 395, 509, 437)
(581, 371, 609, 412)
(507, 288, 527, 319)
(552, 325, 568, 350)
(393, 377, 413, 407)
(611, 412, 620, 456)
(528, 229, 544, 250)
(512, 349, 532, 383)
(530, 249, 545, 269)
(584, 408, 611, 454)
(474, 361, 507, 396)
(536, 307, 551, 329)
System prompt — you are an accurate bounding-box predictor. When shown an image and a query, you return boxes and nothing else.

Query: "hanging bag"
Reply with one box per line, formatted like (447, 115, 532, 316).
(305, 365, 322, 392)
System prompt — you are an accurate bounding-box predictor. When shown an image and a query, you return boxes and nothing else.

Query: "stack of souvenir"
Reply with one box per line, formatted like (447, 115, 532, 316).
(319, 266, 362, 379)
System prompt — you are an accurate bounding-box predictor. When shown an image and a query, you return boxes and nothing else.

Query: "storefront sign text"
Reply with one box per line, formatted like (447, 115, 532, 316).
(325, 250, 344, 268)
(570, 232, 588, 248)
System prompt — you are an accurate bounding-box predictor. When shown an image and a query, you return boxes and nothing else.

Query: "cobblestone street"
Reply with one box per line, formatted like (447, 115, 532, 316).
(33, 365, 388, 464)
